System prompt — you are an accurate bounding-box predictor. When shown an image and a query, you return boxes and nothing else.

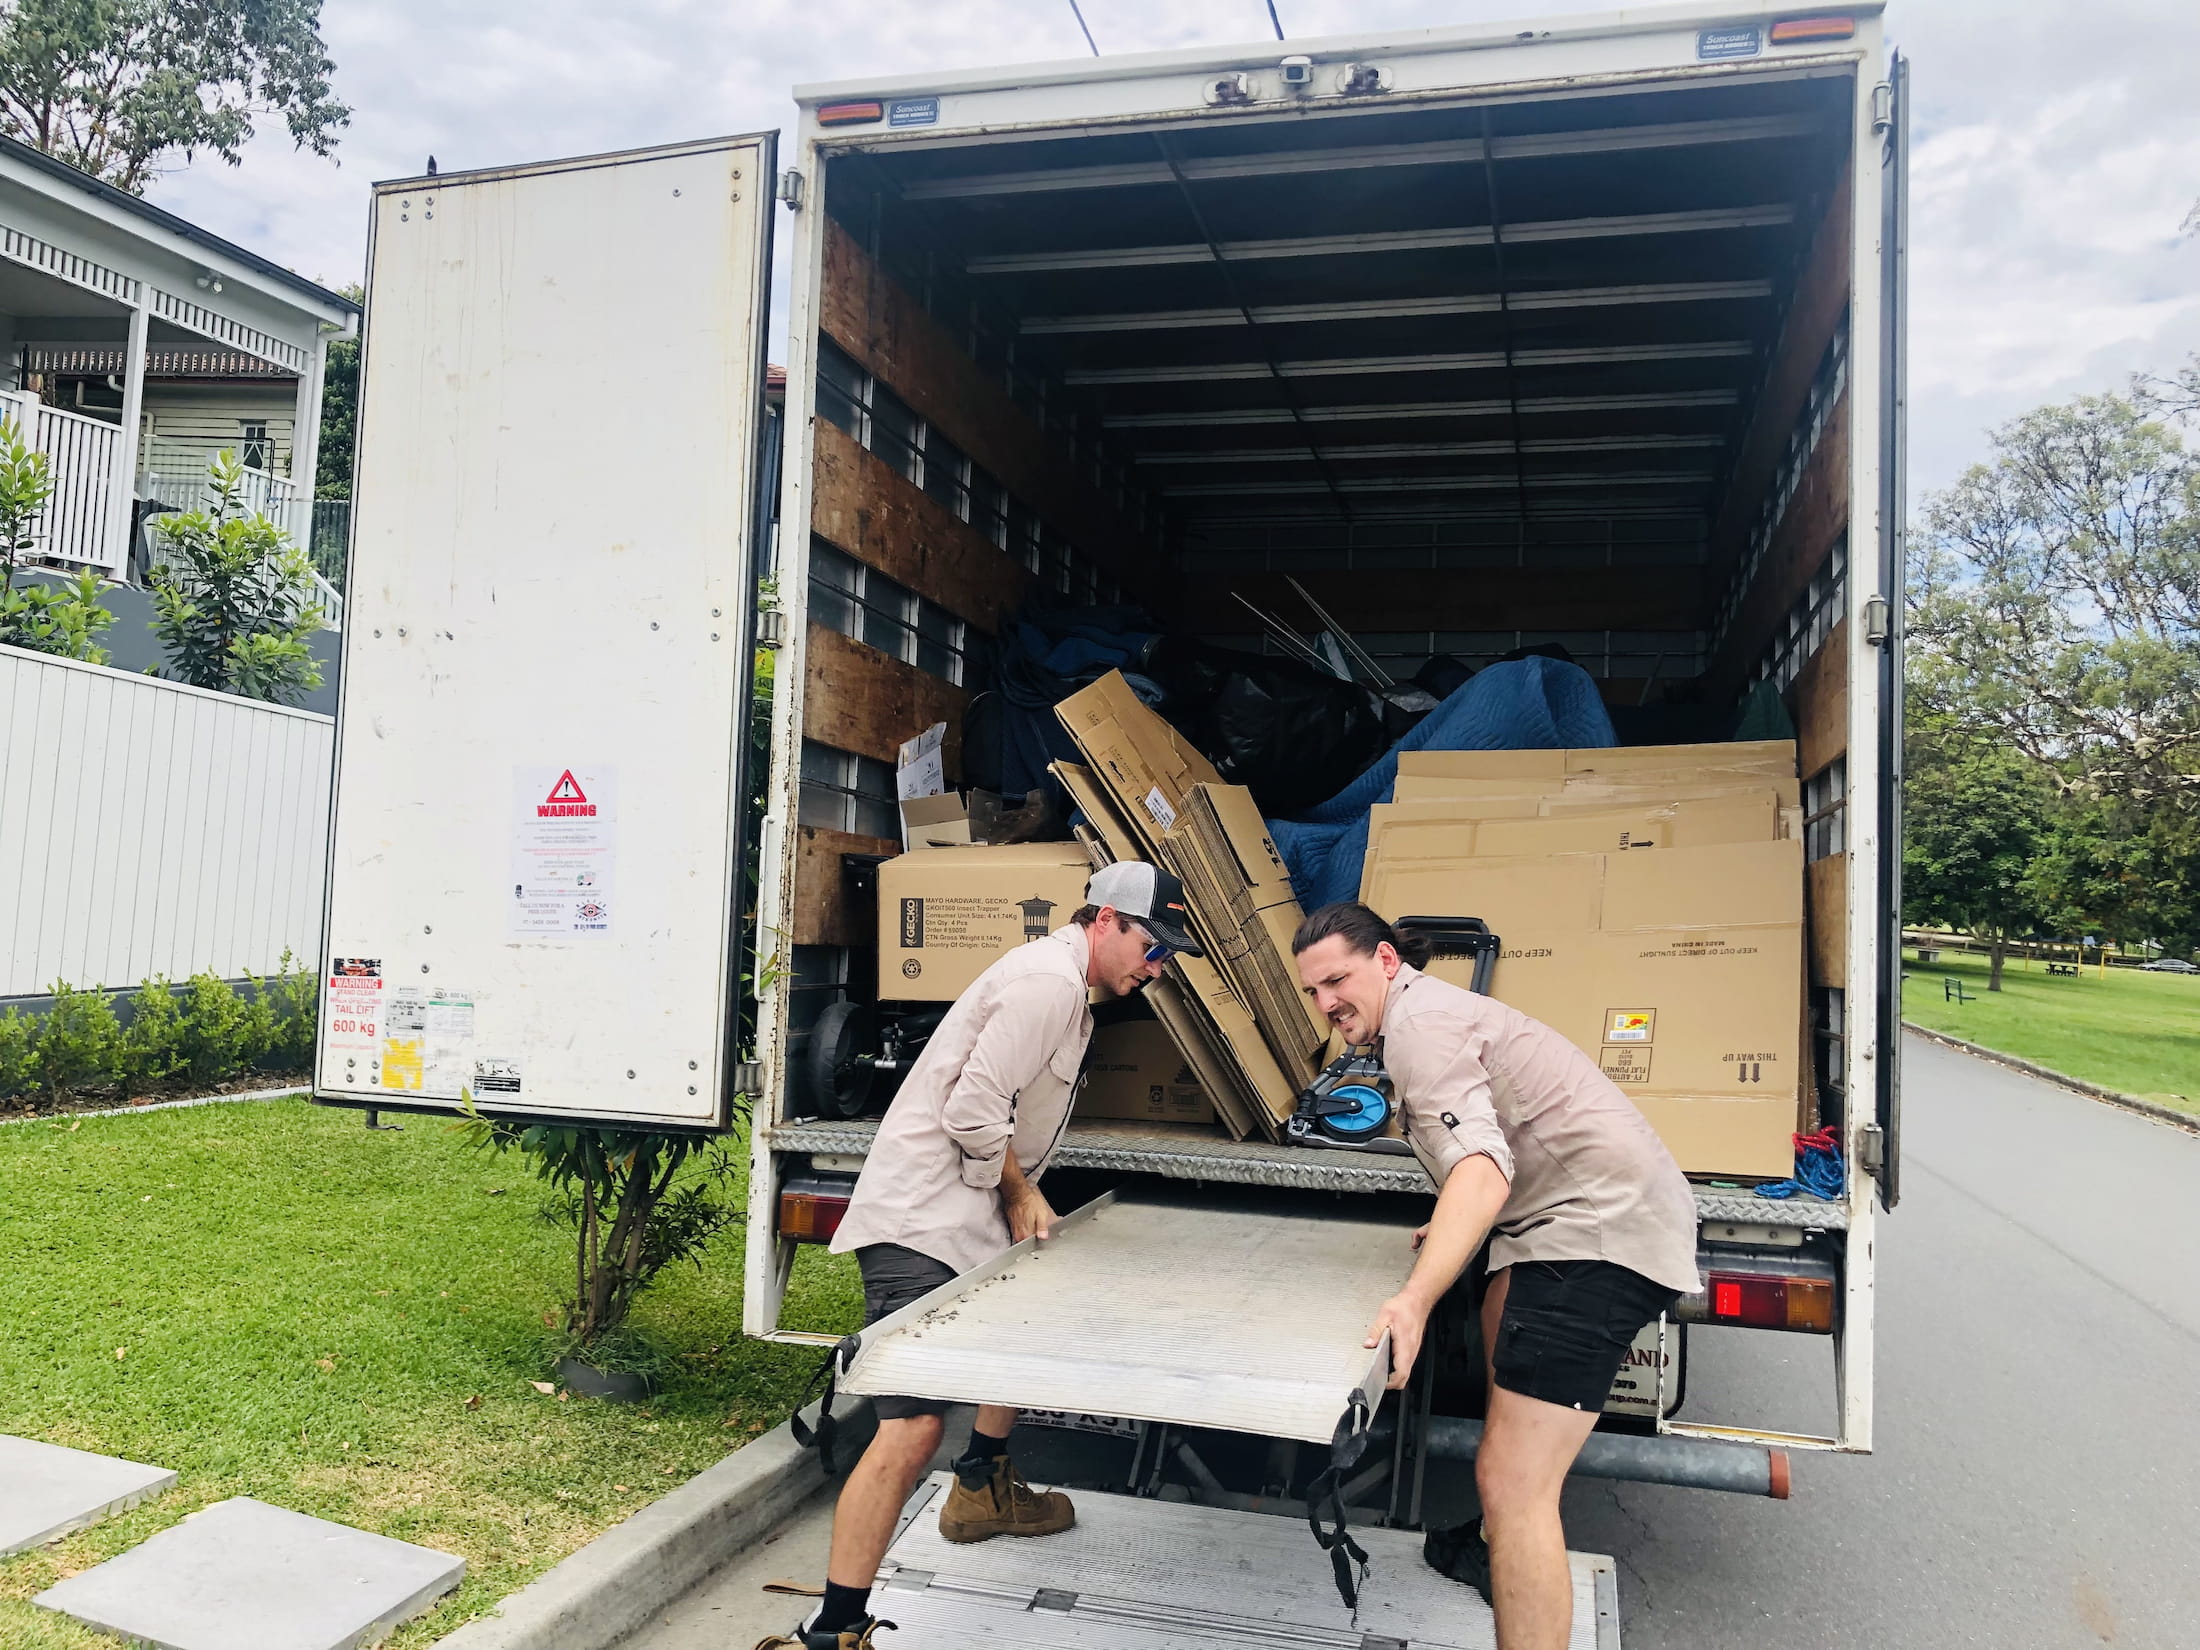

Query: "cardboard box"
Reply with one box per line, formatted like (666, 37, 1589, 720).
(1056, 672, 1223, 845)
(1362, 840, 1805, 1177)
(900, 791, 974, 848)
(1395, 741, 1795, 783)
(1391, 772, 1803, 810)
(1363, 795, 1781, 875)
(878, 844, 1093, 1002)
(1075, 1020, 1217, 1124)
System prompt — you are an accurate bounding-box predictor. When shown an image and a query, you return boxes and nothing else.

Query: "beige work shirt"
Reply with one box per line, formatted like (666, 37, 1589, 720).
(830, 924, 1094, 1274)
(1380, 964, 1700, 1296)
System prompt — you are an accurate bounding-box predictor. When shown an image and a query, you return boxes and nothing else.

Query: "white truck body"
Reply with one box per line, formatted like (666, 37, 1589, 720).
(317, 1, 1906, 1520)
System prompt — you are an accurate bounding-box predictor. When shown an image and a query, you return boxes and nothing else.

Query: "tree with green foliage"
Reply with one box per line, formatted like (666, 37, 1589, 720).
(1909, 383, 2200, 817)
(0, 415, 114, 663)
(0, 0, 348, 194)
(1902, 714, 2054, 990)
(147, 450, 324, 703)
(314, 283, 361, 499)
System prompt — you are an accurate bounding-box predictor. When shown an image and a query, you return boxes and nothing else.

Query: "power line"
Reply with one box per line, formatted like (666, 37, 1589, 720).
(1265, 1, 1286, 40)
(1068, 0, 1100, 54)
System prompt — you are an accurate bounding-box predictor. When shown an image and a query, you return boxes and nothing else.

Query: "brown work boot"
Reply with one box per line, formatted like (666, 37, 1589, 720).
(750, 1617, 895, 1649)
(937, 1455, 1075, 1543)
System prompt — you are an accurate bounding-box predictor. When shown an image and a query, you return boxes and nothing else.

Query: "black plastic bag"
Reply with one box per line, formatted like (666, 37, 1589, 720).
(1143, 637, 1391, 814)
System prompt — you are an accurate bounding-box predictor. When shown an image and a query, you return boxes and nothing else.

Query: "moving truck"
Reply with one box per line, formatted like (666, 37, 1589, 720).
(317, 4, 1907, 1635)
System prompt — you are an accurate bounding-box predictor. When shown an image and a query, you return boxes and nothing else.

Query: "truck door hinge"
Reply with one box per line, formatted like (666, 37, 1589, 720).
(756, 608, 786, 648)
(1859, 1121, 1886, 1174)
(735, 1061, 765, 1096)
(1863, 594, 1891, 646)
(776, 169, 805, 208)
(1871, 82, 1893, 135)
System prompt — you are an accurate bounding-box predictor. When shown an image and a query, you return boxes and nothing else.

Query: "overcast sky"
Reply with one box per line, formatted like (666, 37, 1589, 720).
(145, 0, 2200, 497)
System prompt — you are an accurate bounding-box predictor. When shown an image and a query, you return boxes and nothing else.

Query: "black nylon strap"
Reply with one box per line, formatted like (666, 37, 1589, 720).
(1306, 1398, 1374, 1608)
(788, 1335, 861, 1475)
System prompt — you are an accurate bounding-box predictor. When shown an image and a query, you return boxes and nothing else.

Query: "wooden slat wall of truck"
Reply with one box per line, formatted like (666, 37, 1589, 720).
(817, 218, 1158, 599)
(1703, 163, 1854, 696)
(1789, 617, 1849, 993)
(792, 222, 1166, 946)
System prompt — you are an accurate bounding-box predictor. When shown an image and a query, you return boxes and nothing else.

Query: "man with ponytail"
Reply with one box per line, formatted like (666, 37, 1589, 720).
(1292, 901, 1698, 1650)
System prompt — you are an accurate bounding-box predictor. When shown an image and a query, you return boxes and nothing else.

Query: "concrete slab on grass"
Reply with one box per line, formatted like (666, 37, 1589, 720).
(35, 1496, 465, 1650)
(0, 1434, 177, 1557)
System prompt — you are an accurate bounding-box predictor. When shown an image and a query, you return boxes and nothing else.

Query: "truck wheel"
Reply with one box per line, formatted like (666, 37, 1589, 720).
(806, 1000, 880, 1120)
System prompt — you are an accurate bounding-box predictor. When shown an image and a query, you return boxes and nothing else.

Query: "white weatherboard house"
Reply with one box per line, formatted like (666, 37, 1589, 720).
(0, 143, 356, 1003)
(0, 132, 358, 583)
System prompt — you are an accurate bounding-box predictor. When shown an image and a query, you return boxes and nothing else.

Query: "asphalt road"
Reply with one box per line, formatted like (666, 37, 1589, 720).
(1563, 1035, 2200, 1649)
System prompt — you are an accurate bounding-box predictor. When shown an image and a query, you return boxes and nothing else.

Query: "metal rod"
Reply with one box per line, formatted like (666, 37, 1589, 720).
(1264, 0, 1286, 39)
(1419, 1417, 1791, 1498)
(1232, 592, 1330, 668)
(1286, 574, 1395, 688)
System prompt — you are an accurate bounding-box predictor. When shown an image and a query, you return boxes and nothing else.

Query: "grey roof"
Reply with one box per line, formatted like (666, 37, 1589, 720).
(0, 131, 359, 316)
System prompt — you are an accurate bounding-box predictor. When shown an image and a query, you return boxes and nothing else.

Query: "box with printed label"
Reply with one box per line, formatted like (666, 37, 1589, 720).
(1362, 795, 1781, 874)
(877, 844, 1094, 1002)
(1075, 1019, 1217, 1124)
(1363, 839, 1804, 1177)
(1055, 671, 1223, 843)
(1394, 741, 1795, 784)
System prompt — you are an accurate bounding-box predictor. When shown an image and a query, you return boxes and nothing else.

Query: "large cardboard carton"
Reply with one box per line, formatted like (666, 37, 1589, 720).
(1075, 1020, 1217, 1124)
(1363, 839, 1804, 1177)
(1056, 672, 1224, 844)
(1395, 741, 1795, 783)
(877, 844, 1093, 1002)
(1363, 794, 1781, 874)
(1392, 772, 1803, 810)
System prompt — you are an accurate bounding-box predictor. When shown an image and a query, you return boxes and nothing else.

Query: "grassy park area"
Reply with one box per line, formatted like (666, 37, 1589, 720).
(1901, 951, 2200, 1113)
(0, 1098, 863, 1648)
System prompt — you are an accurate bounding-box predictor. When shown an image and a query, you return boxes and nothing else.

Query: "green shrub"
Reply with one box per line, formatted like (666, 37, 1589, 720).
(0, 1007, 34, 1099)
(36, 983, 122, 1097)
(120, 976, 189, 1094)
(259, 950, 318, 1072)
(178, 972, 259, 1086)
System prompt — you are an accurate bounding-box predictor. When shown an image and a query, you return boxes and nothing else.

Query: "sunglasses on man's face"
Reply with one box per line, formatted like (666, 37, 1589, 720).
(1131, 921, 1176, 964)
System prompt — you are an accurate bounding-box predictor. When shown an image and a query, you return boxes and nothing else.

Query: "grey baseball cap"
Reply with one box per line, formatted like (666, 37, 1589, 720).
(1086, 860, 1204, 957)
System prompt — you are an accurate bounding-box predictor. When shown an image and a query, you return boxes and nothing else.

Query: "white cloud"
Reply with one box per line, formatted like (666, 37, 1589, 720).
(138, 0, 2200, 497)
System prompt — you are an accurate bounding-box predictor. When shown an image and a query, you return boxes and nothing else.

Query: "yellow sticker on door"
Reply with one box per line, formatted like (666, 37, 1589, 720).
(1603, 1009, 1656, 1045)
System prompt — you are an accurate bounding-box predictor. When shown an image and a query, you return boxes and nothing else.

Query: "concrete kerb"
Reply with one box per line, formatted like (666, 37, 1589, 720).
(433, 1395, 876, 1650)
(1904, 1023, 2200, 1137)
(0, 1085, 307, 1126)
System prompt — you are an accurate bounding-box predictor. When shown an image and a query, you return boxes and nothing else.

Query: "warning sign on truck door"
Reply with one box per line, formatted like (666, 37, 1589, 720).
(510, 765, 618, 940)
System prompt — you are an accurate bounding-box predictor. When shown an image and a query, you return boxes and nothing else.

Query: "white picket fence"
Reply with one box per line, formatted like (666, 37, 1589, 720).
(2, 390, 125, 570)
(0, 647, 333, 998)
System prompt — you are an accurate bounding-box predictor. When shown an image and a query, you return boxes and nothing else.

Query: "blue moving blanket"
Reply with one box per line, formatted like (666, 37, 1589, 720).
(1269, 656, 1618, 910)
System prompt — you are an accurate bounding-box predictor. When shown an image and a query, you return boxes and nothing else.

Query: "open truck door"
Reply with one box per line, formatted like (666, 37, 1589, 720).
(315, 134, 778, 1128)
(1872, 51, 1909, 1207)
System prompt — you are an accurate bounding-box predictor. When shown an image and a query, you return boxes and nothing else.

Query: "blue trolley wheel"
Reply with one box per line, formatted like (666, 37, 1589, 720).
(1320, 1082, 1390, 1138)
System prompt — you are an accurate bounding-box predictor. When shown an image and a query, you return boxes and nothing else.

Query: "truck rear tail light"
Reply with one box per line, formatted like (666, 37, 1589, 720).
(1675, 1247, 1838, 1333)
(778, 1174, 856, 1243)
(817, 101, 885, 126)
(1707, 1272, 1835, 1332)
(1769, 15, 1856, 42)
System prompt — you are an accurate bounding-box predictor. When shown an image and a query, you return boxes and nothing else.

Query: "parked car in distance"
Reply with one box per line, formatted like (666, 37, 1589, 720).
(2140, 958, 2199, 973)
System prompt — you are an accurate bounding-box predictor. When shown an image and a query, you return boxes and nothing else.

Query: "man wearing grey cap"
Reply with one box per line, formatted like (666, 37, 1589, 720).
(765, 862, 1201, 1650)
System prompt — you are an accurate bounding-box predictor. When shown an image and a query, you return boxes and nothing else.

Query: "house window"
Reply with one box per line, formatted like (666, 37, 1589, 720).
(239, 420, 272, 471)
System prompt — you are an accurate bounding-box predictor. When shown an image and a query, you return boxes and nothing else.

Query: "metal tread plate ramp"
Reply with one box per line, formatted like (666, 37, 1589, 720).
(877, 1473, 1617, 1649)
(838, 1192, 1410, 1443)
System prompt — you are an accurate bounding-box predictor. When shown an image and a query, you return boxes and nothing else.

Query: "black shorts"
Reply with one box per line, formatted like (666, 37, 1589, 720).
(855, 1243, 957, 1420)
(1490, 1260, 1680, 1413)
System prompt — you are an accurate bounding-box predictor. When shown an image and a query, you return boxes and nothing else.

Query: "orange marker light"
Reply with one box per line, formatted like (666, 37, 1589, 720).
(817, 101, 886, 126)
(1769, 15, 1857, 42)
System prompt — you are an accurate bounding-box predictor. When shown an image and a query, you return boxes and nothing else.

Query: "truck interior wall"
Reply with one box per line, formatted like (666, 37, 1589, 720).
(793, 67, 1864, 1041)
(791, 217, 1176, 969)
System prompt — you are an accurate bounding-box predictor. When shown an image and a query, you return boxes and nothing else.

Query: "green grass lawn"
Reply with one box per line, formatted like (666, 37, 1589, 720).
(1901, 951, 2200, 1112)
(0, 1097, 864, 1649)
